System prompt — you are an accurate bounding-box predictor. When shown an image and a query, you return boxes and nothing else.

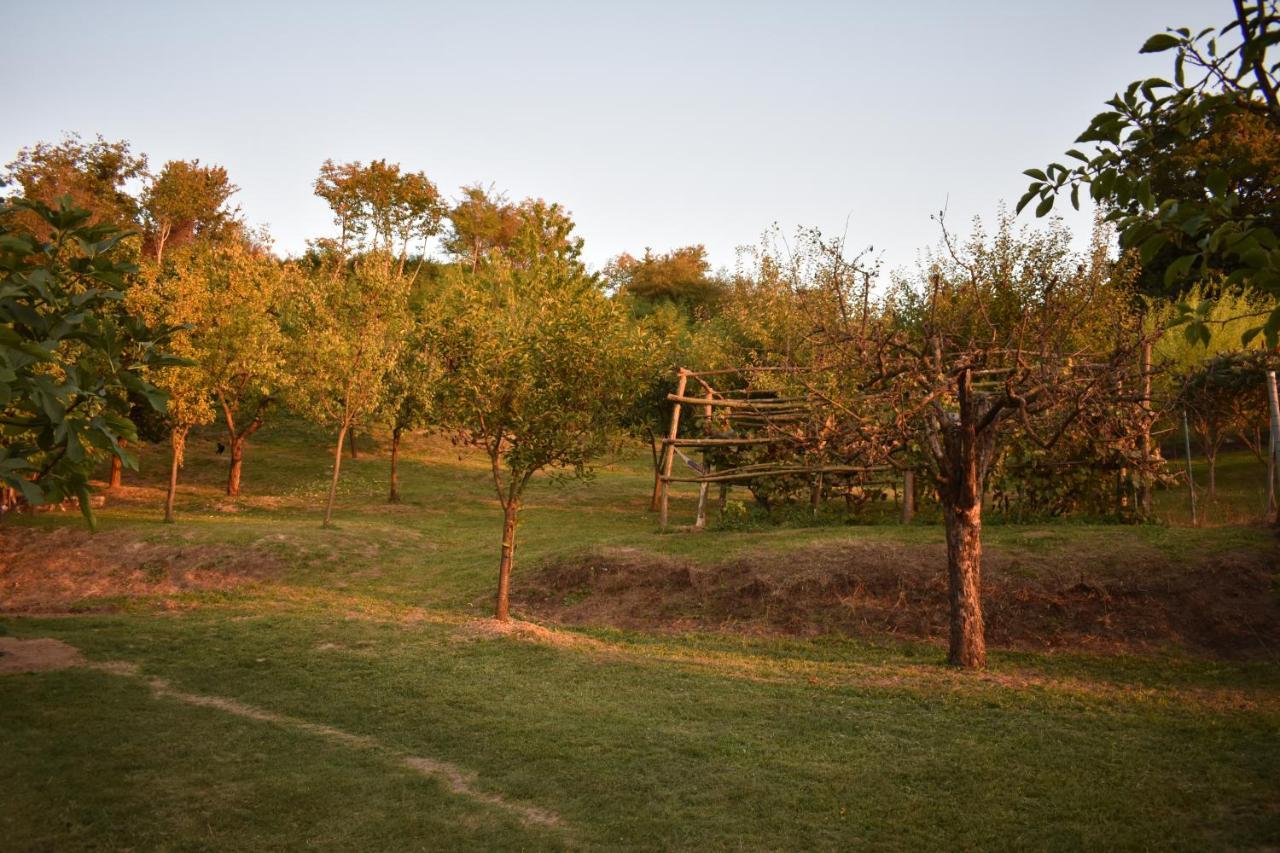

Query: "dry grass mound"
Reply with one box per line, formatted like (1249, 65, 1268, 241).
(0, 526, 280, 612)
(514, 538, 1280, 658)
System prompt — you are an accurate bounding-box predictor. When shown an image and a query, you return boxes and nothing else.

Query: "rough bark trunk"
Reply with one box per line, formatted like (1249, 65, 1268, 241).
(933, 366, 992, 670)
(108, 453, 123, 490)
(164, 427, 185, 524)
(322, 425, 348, 528)
(227, 437, 245, 496)
(389, 427, 402, 504)
(943, 502, 986, 668)
(495, 502, 519, 621)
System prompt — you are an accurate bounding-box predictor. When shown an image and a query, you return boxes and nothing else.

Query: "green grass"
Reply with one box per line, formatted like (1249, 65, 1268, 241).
(2, 421, 1278, 850)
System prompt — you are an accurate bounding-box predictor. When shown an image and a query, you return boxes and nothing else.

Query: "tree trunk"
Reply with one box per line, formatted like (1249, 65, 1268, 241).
(934, 367, 993, 670)
(323, 425, 348, 528)
(495, 501, 519, 621)
(227, 436, 245, 497)
(164, 427, 186, 524)
(648, 430, 663, 512)
(943, 502, 986, 669)
(389, 427, 402, 504)
(349, 429, 359, 459)
(108, 453, 123, 490)
(1206, 448, 1217, 498)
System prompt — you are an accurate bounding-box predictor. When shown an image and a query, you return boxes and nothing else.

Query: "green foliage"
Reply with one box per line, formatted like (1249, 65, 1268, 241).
(140, 159, 238, 262)
(441, 184, 520, 271)
(0, 197, 177, 526)
(607, 245, 726, 318)
(435, 230, 646, 504)
(314, 159, 445, 263)
(1, 134, 148, 238)
(287, 251, 411, 431)
(1021, 1, 1280, 344)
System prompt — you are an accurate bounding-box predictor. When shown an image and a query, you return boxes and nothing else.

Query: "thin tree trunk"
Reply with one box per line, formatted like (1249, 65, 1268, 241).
(164, 426, 187, 524)
(1137, 340, 1153, 517)
(389, 427, 402, 504)
(1206, 448, 1217, 498)
(227, 437, 245, 497)
(323, 424, 348, 528)
(495, 501, 519, 621)
(943, 502, 986, 669)
(349, 429, 359, 459)
(648, 429, 662, 511)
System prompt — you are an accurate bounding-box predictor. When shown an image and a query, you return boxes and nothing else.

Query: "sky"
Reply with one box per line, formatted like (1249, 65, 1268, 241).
(2, 0, 1220, 277)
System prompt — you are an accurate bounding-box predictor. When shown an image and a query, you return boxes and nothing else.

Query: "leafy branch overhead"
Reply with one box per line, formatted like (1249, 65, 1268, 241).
(0, 197, 180, 527)
(1020, 0, 1280, 346)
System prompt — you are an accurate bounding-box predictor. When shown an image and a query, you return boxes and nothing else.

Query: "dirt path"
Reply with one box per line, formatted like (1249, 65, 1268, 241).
(0, 637, 565, 833)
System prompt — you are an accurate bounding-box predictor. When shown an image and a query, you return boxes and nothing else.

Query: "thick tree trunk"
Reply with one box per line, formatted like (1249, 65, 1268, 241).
(495, 502, 519, 621)
(943, 502, 986, 668)
(323, 425, 348, 528)
(164, 427, 186, 524)
(389, 427, 402, 504)
(933, 366, 993, 670)
(227, 437, 245, 496)
(108, 453, 123, 490)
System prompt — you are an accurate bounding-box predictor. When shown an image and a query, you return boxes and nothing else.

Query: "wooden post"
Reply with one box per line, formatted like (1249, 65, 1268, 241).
(658, 370, 689, 531)
(1267, 370, 1280, 522)
(694, 386, 712, 530)
(901, 470, 914, 524)
(1137, 340, 1153, 518)
(1183, 409, 1198, 528)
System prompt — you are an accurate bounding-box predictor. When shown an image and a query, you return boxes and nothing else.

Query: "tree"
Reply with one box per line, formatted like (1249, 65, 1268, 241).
(288, 252, 410, 527)
(1021, 0, 1280, 344)
(378, 295, 443, 504)
(1, 134, 148, 240)
(0, 197, 177, 528)
(141, 160, 238, 263)
(1177, 350, 1274, 494)
(751, 217, 1152, 668)
(606, 245, 727, 318)
(314, 159, 445, 271)
(442, 184, 520, 273)
(151, 238, 293, 496)
(435, 224, 646, 621)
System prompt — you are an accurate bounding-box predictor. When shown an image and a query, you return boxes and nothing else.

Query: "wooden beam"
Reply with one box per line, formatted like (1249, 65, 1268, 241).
(658, 370, 689, 531)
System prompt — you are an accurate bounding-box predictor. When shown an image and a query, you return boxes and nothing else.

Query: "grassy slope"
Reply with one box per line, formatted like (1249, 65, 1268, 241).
(2, 421, 1278, 851)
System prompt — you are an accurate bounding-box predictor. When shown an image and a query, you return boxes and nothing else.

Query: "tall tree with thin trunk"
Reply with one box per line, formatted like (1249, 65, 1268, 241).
(435, 215, 646, 621)
(288, 252, 410, 527)
(141, 159, 238, 264)
(314, 159, 445, 273)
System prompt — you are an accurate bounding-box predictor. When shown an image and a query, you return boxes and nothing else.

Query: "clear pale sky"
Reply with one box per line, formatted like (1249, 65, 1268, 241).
(2, 0, 1218, 275)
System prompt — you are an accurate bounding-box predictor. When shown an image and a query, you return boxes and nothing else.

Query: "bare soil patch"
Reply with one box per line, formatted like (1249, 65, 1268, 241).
(514, 538, 1280, 658)
(0, 636, 84, 673)
(0, 526, 281, 612)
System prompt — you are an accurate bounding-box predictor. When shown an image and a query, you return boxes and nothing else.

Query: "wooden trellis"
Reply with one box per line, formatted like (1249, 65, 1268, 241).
(656, 367, 899, 531)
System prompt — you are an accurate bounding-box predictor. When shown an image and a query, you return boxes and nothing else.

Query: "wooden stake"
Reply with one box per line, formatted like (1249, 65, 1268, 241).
(1183, 409, 1197, 528)
(658, 370, 689, 531)
(1137, 339, 1153, 518)
(694, 386, 713, 529)
(1266, 370, 1280, 521)
(901, 470, 914, 524)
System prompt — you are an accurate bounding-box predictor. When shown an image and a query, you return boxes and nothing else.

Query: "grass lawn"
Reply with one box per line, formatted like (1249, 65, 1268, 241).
(2, 420, 1277, 851)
